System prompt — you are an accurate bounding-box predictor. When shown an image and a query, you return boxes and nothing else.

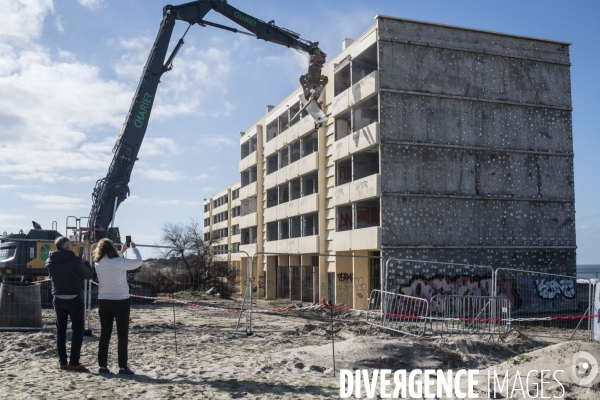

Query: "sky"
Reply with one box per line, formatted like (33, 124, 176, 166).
(0, 0, 598, 264)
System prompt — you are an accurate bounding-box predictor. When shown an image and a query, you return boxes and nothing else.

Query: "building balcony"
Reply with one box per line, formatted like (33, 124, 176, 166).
(276, 203, 288, 219)
(264, 240, 277, 253)
(287, 198, 299, 217)
(276, 127, 289, 150)
(264, 172, 277, 190)
(264, 135, 277, 157)
(212, 220, 228, 231)
(277, 239, 288, 254)
(264, 206, 277, 223)
(231, 233, 241, 244)
(239, 212, 257, 229)
(298, 193, 318, 215)
(331, 87, 350, 117)
(239, 181, 257, 200)
(350, 70, 378, 106)
(276, 166, 287, 185)
(287, 237, 299, 253)
(299, 235, 319, 253)
(298, 151, 318, 176)
(351, 173, 381, 202)
(333, 226, 381, 251)
(298, 114, 315, 137)
(231, 252, 241, 261)
(333, 174, 381, 206)
(352, 226, 381, 251)
(333, 230, 352, 251)
(287, 159, 299, 181)
(333, 183, 351, 206)
(350, 122, 379, 153)
(231, 216, 240, 226)
(333, 122, 379, 162)
(239, 151, 257, 173)
(330, 70, 379, 118)
(239, 243, 257, 256)
(212, 202, 228, 215)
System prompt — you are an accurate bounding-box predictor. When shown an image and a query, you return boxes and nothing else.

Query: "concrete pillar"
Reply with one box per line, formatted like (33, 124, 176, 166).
(335, 251, 353, 306)
(265, 255, 276, 299)
(352, 250, 370, 310)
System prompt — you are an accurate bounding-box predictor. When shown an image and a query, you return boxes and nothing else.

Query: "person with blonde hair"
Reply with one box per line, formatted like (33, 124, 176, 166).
(93, 238, 142, 375)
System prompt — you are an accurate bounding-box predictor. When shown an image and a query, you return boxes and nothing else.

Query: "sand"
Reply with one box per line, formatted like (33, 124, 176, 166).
(0, 296, 598, 399)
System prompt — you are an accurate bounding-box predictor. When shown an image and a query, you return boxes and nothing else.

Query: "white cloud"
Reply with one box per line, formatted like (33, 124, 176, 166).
(0, 184, 20, 190)
(127, 195, 200, 206)
(202, 187, 215, 193)
(55, 15, 64, 33)
(156, 199, 201, 206)
(135, 168, 183, 181)
(18, 193, 87, 209)
(200, 136, 238, 147)
(0, 0, 54, 43)
(78, 0, 105, 10)
(0, 2, 133, 183)
(112, 38, 233, 121)
(138, 137, 180, 158)
(193, 174, 208, 180)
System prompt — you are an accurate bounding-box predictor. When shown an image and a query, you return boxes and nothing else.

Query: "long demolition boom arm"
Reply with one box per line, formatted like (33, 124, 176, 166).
(89, 0, 328, 241)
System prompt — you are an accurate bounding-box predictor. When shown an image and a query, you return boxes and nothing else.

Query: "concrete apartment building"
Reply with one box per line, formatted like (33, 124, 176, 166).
(217, 15, 575, 308)
(203, 182, 242, 270)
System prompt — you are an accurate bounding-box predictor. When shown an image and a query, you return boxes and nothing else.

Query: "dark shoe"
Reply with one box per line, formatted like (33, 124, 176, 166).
(67, 363, 90, 372)
(98, 367, 111, 374)
(118, 367, 134, 375)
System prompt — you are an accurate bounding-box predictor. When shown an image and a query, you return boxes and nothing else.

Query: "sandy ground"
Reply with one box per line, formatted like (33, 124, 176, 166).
(0, 296, 599, 399)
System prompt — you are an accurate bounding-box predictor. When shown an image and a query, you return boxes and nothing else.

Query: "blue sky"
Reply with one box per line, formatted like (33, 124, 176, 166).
(1, 0, 598, 264)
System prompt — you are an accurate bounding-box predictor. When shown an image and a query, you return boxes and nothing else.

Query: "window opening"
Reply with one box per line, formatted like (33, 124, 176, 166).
(337, 205, 352, 231)
(336, 158, 352, 186)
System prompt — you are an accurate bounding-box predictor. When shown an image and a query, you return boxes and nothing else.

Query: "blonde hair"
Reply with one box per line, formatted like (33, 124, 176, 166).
(93, 238, 120, 263)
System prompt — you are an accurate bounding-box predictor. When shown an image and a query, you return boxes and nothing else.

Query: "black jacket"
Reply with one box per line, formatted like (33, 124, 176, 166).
(46, 250, 94, 297)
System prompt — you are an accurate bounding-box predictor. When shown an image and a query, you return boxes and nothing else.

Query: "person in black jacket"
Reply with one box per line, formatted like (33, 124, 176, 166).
(46, 236, 94, 372)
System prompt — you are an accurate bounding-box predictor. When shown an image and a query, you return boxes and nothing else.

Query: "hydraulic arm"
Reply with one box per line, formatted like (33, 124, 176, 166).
(89, 0, 328, 241)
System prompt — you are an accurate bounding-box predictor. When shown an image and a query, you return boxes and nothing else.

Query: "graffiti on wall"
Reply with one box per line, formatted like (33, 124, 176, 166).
(337, 273, 353, 283)
(355, 277, 367, 299)
(400, 275, 494, 301)
(535, 278, 576, 300)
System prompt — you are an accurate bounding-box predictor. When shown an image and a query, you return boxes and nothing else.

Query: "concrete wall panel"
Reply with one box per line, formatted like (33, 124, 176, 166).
(381, 196, 575, 247)
(381, 145, 574, 199)
(379, 92, 573, 153)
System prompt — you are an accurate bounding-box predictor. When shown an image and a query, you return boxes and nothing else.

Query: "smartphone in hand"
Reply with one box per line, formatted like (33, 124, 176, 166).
(126, 235, 131, 246)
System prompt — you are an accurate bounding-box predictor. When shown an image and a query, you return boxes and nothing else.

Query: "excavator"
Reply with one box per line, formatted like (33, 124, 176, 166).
(0, 0, 329, 289)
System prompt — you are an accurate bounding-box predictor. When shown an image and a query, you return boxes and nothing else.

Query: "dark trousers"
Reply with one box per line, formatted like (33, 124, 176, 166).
(53, 296, 85, 366)
(98, 298, 131, 368)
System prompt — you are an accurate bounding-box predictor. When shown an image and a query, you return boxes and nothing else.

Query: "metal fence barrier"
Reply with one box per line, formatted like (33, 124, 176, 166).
(366, 289, 428, 337)
(428, 295, 510, 336)
(494, 268, 593, 340)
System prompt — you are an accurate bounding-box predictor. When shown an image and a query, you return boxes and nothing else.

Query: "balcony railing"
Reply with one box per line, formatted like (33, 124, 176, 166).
(298, 193, 318, 215)
(331, 70, 378, 118)
(298, 235, 319, 253)
(239, 151, 258, 173)
(333, 174, 380, 206)
(334, 226, 381, 251)
(239, 212, 257, 229)
(239, 181, 257, 200)
(298, 151, 318, 176)
(332, 122, 379, 162)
